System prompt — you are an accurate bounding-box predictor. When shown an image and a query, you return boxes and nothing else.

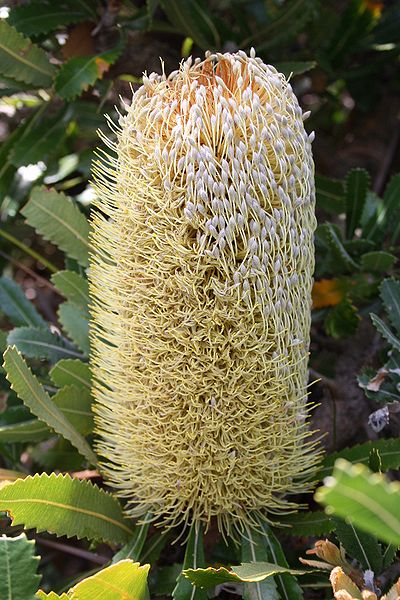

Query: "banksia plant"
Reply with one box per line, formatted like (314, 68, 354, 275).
(90, 49, 320, 537)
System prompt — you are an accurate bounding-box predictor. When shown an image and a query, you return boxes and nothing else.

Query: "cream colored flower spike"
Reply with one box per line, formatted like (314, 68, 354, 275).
(90, 49, 320, 536)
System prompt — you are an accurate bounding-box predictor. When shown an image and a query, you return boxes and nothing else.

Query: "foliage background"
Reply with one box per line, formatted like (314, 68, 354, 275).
(0, 0, 400, 599)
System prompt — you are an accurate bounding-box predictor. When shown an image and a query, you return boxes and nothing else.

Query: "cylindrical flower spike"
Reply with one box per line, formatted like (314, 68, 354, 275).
(90, 50, 320, 536)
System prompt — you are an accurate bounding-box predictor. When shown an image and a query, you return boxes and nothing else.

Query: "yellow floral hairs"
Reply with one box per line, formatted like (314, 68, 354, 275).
(90, 49, 320, 536)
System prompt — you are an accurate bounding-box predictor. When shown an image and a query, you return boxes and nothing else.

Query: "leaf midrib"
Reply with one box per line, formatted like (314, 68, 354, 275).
(0, 36, 52, 78)
(27, 198, 88, 247)
(3, 497, 133, 536)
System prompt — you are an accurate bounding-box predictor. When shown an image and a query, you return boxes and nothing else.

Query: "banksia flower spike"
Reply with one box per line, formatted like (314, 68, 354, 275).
(90, 49, 320, 537)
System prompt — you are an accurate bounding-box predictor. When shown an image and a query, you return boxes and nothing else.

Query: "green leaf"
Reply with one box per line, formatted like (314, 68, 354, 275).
(316, 174, 345, 214)
(183, 566, 239, 589)
(3, 346, 95, 463)
(184, 563, 308, 590)
(21, 186, 89, 267)
(113, 514, 152, 563)
(276, 511, 334, 536)
(52, 385, 93, 435)
(10, 108, 69, 168)
(380, 278, 400, 336)
(8, 1, 90, 36)
(365, 174, 400, 243)
(316, 459, 400, 546)
(317, 223, 359, 272)
(318, 438, 400, 480)
(274, 61, 316, 77)
(69, 560, 150, 600)
(343, 239, 375, 258)
(150, 563, 183, 598)
(325, 298, 360, 339)
(244, 520, 304, 600)
(7, 327, 84, 361)
(51, 270, 89, 310)
(0, 419, 50, 443)
(259, 523, 303, 600)
(345, 168, 370, 239)
(386, 174, 400, 243)
(368, 447, 382, 473)
(50, 359, 91, 390)
(36, 591, 70, 599)
(58, 302, 90, 355)
(173, 521, 207, 600)
(160, 0, 220, 50)
(241, 524, 279, 600)
(361, 251, 396, 273)
(233, 563, 310, 581)
(244, 0, 316, 51)
(55, 46, 122, 100)
(0, 105, 43, 201)
(0, 20, 55, 88)
(0, 533, 40, 600)
(0, 473, 132, 545)
(382, 543, 397, 570)
(0, 277, 46, 328)
(371, 313, 400, 352)
(332, 517, 382, 573)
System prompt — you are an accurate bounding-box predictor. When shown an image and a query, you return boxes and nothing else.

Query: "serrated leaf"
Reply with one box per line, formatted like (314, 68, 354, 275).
(361, 251, 396, 273)
(21, 186, 89, 267)
(276, 511, 333, 536)
(113, 513, 152, 563)
(0, 276, 46, 328)
(0, 473, 132, 544)
(332, 517, 383, 573)
(10, 108, 69, 168)
(0, 533, 41, 600)
(274, 61, 316, 77)
(371, 313, 400, 352)
(315, 174, 345, 214)
(345, 168, 369, 239)
(0, 419, 50, 443)
(36, 591, 70, 599)
(317, 223, 359, 272)
(7, 327, 84, 361)
(184, 563, 308, 590)
(318, 438, 400, 480)
(380, 279, 400, 336)
(58, 302, 90, 355)
(173, 521, 207, 600)
(51, 270, 89, 310)
(50, 359, 91, 389)
(55, 46, 122, 100)
(325, 298, 360, 339)
(3, 346, 95, 463)
(8, 1, 90, 36)
(0, 20, 55, 88)
(241, 524, 279, 600)
(316, 460, 400, 546)
(183, 566, 239, 589)
(69, 560, 150, 600)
